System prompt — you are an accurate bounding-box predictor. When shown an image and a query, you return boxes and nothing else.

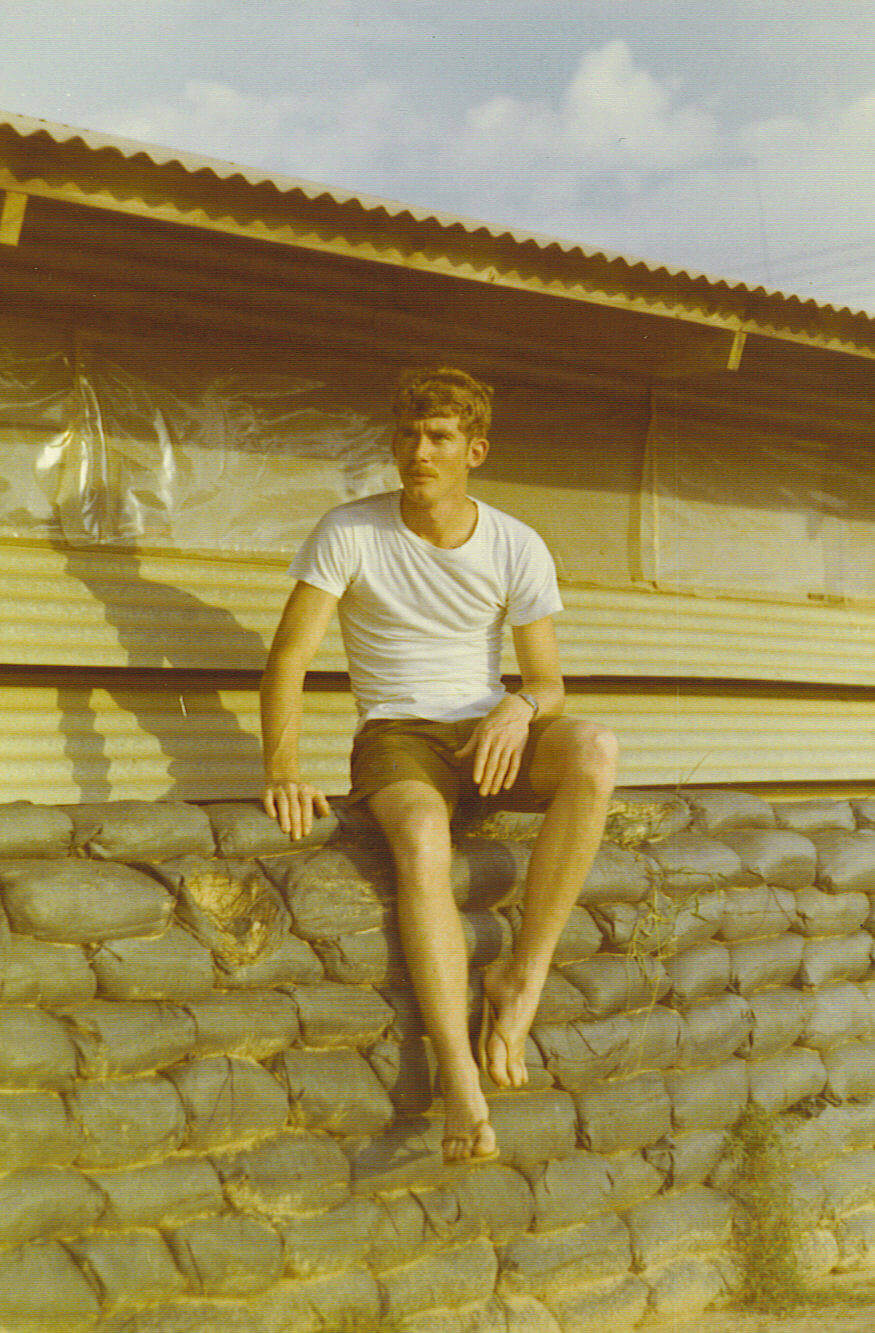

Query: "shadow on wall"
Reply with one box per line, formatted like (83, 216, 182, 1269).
(52, 541, 267, 802)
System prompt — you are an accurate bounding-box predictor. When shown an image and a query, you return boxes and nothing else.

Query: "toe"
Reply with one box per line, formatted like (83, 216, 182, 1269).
(472, 1121, 497, 1159)
(507, 1046, 529, 1087)
(486, 1032, 510, 1087)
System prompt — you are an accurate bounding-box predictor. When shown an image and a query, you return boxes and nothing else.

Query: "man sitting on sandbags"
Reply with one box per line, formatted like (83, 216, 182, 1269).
(261, 366, 617, 1163)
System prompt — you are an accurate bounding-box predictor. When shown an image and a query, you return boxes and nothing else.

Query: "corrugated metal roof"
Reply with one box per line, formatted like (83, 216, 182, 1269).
(1, 108, 873, 343)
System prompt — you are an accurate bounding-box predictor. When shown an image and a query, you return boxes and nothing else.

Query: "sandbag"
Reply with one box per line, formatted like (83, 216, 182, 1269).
(718, 885, 797, 941)
(794, 886, 869, 937)
(720, 829, 816, 890)
(282, 1198, 380, 1279)
(688, 789, 775, 834)
(575, 1072, 671, 1154)
(497, 1213, 632, 1299)
(90, 925, 216, 1001)
(533, 1015, 632, 1088)
(89, 1159, 224, 1227)
(59, 1000, 197, 1077)
(677, 994, 751, 1067)
(0, 936, 96, 1004)
(0, 1167, 103, 1249)
(215, 1131, 351, 1215)
(152, 856, 295, 970)
(0, 858, 173, 943)
(274, 1048, 394, 1136)
(526, 1152, 612, 1230)
(822, 1040, 875, 1101)
(293, 981, 394, 1048)
(206, 799, 339, 856)
(742, 988, 809, 1058)
(800, 982, 871, 1051)
(562, 954, 670, 1019)
(165, 1213, 284, 1296)
(644, 1256, 728, 1323)
(819, 1149, 875, 1217)
(773, 800, 855, 833)
(621, 1006, 684, 1074)
(625, 1185, 735, 1269)
(67, 1231, 188, 1308)
(67, 1076, 186, 1168)
(167, 1057, 288, 1151)
(0, 802, 72, 858)
(798, 931, 872, 988)
(545, 1275, 648, 1333)
(593, 890, 724, 957)
(645, 833, 747, 896)
(0, 1007, 77, 1089)
(747, 1048, 827, 1114)
(728, 933, 804, 994)
(184, 991, 301, 1060)
(664, 941, 730, 1004)
(69, 800, 214, 861)
(782, 1101, 875, 1167)
(645, 1129, 728, 1189)
(0, 1240, 99, 1326)
(579, 845, 658, 906)
(665, 1059, 748, 1132)
(812, 830, 875, 894)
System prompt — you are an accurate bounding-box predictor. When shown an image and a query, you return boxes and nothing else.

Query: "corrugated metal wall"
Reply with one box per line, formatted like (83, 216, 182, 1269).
(3, 683, 873, 805)
(3, 539, 874, 802)
(6, 541, 875, 684)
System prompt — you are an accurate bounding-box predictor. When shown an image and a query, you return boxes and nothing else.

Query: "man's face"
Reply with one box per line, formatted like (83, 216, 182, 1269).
(391, 414, 488, 504)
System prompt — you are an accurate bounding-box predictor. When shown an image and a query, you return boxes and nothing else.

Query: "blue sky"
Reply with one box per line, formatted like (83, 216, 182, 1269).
(2, 1, 873, 312)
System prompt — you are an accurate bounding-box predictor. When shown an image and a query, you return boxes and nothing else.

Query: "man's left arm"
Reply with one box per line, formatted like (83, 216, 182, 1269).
(455, 616, 565, 796)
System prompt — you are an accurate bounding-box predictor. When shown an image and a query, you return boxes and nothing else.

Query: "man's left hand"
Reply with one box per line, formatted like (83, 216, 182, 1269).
(454, 694, 534, 795)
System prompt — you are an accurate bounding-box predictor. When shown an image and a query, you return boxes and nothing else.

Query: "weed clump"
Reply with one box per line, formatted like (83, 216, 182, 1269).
(727, 1105, 805, 1311)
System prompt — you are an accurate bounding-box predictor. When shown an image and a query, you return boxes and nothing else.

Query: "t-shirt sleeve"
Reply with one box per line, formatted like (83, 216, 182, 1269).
(507, 530, 564, 625)
(287, 510, 355, 598)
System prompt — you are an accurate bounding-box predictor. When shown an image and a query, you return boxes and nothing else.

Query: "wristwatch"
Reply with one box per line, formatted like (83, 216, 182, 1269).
(518, 691, 539, 719)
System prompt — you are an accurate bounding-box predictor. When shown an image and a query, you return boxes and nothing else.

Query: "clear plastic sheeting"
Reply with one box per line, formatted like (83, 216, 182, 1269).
(0, 315, 873, 605)
(641, 390, 875, 604)
(0, 319, 397, 551)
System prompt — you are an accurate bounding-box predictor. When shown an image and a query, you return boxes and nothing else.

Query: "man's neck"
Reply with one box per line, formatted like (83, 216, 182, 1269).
(399, 492, 479, 549)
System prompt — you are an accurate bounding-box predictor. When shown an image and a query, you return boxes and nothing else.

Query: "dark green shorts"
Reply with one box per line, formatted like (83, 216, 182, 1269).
(347, 715, 555, 816)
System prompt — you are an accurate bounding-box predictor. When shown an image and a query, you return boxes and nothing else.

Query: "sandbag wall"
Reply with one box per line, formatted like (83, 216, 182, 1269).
(0, 791, 873, 1332)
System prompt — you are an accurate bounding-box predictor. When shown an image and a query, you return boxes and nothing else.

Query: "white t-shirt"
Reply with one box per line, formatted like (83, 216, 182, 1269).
(288, 490, 563, 724)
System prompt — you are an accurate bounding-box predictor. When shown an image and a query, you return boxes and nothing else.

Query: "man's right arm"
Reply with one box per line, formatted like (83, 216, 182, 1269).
(260, 580, 339, 839)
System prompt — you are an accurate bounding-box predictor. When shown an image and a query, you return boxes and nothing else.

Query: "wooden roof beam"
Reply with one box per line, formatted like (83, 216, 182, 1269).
(0, 189, 26, 245)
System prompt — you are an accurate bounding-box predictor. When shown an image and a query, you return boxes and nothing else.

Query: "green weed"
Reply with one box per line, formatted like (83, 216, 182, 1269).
(726, 1105, 806, 1312)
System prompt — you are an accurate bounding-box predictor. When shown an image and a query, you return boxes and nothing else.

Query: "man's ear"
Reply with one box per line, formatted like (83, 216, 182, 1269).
(467, 437, 489, 470)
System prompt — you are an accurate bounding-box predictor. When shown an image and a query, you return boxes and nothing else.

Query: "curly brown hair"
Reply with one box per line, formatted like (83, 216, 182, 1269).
(391, 366, 493, 440)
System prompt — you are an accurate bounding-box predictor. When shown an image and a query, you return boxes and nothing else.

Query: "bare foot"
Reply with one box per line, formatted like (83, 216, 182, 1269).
(438, 1050, 497, 1163)
(479, 958, 546, 1088)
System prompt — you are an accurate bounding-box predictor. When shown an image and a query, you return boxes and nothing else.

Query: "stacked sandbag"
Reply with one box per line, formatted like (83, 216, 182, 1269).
(0, 789, 872, 1330)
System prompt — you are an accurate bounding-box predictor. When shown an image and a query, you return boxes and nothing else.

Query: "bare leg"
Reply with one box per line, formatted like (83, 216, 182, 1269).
(481, 719, 618, 1087)
(369, 779, 496, 1160)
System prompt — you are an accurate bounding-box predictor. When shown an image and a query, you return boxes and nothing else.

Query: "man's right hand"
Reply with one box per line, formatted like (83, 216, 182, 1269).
(262, 780, 331, 840)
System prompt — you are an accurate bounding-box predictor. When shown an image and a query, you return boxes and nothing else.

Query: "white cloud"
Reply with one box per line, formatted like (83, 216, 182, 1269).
(101, 37, 874, 312)
(457, 41, 718, 186)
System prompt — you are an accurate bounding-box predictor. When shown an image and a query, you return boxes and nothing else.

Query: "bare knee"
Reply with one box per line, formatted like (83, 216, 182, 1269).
(558, 720, 619, 798)
(370, 784, 451, 874)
